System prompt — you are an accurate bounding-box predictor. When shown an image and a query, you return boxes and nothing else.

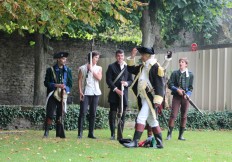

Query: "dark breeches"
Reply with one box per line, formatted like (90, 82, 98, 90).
(78, 95, 99, 136)
(168, 95, 189, 127)
(46, 95, 63, 122)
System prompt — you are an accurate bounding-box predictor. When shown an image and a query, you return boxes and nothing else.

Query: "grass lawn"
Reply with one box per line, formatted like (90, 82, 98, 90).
(0, 129, 231, 162)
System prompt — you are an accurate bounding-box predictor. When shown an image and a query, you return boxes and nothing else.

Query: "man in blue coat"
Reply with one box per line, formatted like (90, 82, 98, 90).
(43, 52, 72, 138)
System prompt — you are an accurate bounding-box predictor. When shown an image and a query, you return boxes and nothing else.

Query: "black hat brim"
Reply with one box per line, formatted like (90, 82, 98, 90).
(53, 52, 69, 59)
(136, 47, 154, 55)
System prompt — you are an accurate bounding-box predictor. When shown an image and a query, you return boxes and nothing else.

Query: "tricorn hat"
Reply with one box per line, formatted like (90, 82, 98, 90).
(53, 52, 69, 59)
(136, 47, 155, 55)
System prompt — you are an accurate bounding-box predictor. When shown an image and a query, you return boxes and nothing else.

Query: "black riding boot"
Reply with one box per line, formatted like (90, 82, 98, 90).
(178, 127, 186, 140)
(109, 111, 117, 140)
(88, 116, 96, 139)
(43, 123, 50, 138)
(123, 131, 143, 148)
(166, 126, 173, 140)
(56, 124, 65, 138)
(154, 133, 164, 149)
(122, 123, 144, 148)
(152, 126, 163, 149)
(78, 116, 84, 139)
(43, 118, 51, 138)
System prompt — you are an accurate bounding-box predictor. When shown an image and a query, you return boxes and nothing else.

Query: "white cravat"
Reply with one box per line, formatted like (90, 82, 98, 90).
(180, 68, 189, 77)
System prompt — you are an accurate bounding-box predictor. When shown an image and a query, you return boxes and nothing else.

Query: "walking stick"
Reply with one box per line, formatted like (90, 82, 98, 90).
(117, 83, 124, 140)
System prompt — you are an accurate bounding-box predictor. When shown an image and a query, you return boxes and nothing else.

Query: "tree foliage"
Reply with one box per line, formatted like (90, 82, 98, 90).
(0, 0, 145, 39)
(154, 0, 229, 44)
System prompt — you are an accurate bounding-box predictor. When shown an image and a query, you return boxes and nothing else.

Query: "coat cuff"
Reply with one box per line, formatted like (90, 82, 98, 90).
(127, 57, 135, 66)
(186, 91, 192, 97)
(153, 95, 163, 105)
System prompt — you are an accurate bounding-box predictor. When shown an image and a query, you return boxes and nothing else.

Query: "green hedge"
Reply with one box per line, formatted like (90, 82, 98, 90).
(159, 109, 232, 130)
(0, 105, 231, 130)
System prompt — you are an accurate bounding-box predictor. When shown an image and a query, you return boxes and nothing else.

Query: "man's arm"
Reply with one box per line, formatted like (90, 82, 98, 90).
(78, 69, 84, 101)
(92, 66, 102, 81)
(65, 68, 72, 93)
(161, 51, 172, 70)
(106, 64, 117, 90)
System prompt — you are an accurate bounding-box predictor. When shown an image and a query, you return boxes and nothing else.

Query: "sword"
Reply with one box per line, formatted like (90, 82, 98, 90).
(183, 92, 203, 115)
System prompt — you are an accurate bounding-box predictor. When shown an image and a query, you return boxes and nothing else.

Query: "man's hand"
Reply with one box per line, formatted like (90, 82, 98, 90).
(167, 51, 172, 58)
(80, 92, 84, 101)
(87, 64, 92, 72)
(56, 84, 66, 89)
(154, 103, 161, 109)
(121, 81, 128, 87)
(115, 88, 122, 96)
(177, 88, 184, 96)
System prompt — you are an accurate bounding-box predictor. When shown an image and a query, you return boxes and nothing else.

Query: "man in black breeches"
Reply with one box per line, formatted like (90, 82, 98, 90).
(43, 52, 72, 138)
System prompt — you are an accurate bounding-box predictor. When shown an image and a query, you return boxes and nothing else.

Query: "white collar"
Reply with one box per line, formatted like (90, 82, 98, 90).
(143, 58, 157, 67)
(180, 68, 189, 77)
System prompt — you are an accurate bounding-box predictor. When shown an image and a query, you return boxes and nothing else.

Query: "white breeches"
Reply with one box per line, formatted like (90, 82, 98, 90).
(136, 98, 159, 127)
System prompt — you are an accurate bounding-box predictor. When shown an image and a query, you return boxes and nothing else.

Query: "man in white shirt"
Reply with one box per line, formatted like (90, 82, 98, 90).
(106, 49, 133, 140)
(77, 51, 102, 139)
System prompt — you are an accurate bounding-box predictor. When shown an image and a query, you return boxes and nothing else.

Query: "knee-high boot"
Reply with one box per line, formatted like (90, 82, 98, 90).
(178, 127, 186, 140)
(78, 116, 84, 139)
(56, 117, 65, 138)
(109, 111, 117, 140)
(166, 126, 173, 140)
(56, 123, 65, 138)
(43, 118, 52, 138)
(122, 123, 144, 148)
(88, 116, 96, 139)
(152, 126, 164, 149)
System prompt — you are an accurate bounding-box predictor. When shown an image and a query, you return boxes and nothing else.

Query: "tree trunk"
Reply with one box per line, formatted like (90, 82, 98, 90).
(140, 1, 165, 49)
(33, 33, 46, 106)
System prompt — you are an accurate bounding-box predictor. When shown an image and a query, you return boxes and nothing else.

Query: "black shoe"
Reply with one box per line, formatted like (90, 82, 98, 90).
(166, 134, 172, 140)
(178, 136, 186, 141)
(43, 134, 48, 138)
(166, 127, 173, 140)
(110, 136, 115, 140)
(43, 131, 48, 138)
(154, 133, 164, 149)
(78, 135, 82, 139)
(88, 134, 97, 139)
(178, 127, 186, 141)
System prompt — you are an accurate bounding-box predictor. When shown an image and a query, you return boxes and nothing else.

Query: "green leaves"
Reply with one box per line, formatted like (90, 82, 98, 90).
(155, 0, 227, 45)
(0, 0, 145, 42)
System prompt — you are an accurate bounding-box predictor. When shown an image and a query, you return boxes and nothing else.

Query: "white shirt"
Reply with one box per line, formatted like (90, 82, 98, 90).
(79, 64, 102, 96)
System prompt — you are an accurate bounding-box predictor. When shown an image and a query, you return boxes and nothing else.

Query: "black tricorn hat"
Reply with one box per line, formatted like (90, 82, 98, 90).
(136, 47, 155, 55)
(53, 52, 69, 59)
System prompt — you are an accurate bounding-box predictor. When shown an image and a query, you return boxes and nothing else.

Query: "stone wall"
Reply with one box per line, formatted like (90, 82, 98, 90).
(0, 33, 35, 105)
(1, 26, 232, 106)
(0, 32, 135, 105)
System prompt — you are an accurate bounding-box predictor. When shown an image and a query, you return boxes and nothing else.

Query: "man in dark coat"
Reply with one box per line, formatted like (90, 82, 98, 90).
(106, 49, 133, 140)
(43, 52, 72, 138)
(166, 57, 194, 140)
(122, 47, 165, 148)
